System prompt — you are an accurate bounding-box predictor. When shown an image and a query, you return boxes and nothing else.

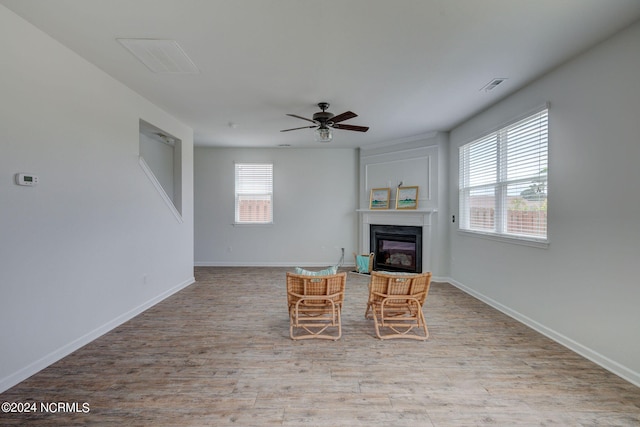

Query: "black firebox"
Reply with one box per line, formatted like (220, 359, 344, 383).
(370, 224, 422, 273)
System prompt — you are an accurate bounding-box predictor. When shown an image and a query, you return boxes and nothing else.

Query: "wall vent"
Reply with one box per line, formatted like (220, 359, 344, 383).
(117, 39, 199, 74)
(481, 78, 507, 92)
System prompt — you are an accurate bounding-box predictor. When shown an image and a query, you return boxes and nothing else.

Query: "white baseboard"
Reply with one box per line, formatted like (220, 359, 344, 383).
(194, 261, 356, 268)
(194, 264, 446, 282)
(0, 277, 195, 393)
(446, 277, 640, 388)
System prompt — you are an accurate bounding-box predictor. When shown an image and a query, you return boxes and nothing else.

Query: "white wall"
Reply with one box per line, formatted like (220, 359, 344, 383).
(448, 21, 640, 386)
(194, 147, 358, 267)
(0, 6, 194, 392)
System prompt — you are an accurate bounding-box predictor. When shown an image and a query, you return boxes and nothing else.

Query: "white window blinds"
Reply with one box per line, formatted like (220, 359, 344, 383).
(235, 163, 273, 224)
(459, 107, 548, 242)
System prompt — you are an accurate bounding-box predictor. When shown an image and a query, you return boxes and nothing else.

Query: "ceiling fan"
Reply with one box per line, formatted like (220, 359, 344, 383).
(281, 102, 369, 142)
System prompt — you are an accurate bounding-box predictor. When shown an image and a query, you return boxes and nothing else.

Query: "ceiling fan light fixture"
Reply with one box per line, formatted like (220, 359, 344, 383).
(315, 126, 333, 142)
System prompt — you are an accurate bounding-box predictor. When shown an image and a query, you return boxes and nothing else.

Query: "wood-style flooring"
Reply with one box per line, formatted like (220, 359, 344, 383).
(1, 267, 639, 426)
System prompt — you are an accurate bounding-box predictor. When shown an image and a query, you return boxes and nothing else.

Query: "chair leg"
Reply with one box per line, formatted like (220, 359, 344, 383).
(364, 303, 373, 319)
(289, 305, 342, 340)
(418, 309, 429, 340)
(371, 302, 428, 341)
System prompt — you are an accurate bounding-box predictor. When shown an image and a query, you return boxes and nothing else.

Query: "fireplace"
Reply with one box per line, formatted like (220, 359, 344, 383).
(370, 224, 422, 273)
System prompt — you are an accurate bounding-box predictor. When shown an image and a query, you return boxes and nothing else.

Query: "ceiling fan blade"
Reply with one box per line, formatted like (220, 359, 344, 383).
(330, 111, 357, 124)
(280, 125, 317, 132)
(333, 123, 369, 132)
(286, 114, 316, 124)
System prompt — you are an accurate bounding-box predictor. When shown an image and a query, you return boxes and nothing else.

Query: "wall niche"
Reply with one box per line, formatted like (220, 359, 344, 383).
(139, 119, 183, 220)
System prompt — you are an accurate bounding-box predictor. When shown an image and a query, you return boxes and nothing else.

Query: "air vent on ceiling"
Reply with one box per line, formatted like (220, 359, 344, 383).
(481, 78, 507, 92)
(117, 38, 199, 74)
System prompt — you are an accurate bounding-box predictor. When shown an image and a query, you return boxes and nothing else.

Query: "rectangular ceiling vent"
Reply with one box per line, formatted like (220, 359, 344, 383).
(117, 38, 199, 74)
(481, 78, 507, 92)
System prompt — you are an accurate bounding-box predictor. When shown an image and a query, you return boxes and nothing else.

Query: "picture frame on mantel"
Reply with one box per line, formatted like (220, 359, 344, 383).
(396, 186, 419, 210)
(369, 188, 391, 209)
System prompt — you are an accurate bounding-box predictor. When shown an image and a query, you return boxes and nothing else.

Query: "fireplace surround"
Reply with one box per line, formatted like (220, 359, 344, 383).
(358, 208, 436, 274)
(370, 225, 422, 273)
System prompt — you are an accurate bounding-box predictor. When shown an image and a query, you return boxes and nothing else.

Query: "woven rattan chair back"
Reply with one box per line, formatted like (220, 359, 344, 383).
(286, 272, 346, 340)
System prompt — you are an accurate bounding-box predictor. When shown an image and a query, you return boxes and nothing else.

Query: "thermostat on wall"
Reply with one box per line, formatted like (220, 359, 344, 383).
(15, 173, 39, 186)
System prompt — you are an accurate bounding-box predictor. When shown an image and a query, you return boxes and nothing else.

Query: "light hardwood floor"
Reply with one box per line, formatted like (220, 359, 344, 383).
(1, 267, 639, 426)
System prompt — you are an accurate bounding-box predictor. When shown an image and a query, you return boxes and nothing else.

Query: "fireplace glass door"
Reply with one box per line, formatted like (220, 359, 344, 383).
(370, 225, 422, 273)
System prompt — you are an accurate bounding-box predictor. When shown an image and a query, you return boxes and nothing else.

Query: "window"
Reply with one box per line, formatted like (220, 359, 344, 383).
(235, 163, 273, 224)
(459, 107, 548, 244)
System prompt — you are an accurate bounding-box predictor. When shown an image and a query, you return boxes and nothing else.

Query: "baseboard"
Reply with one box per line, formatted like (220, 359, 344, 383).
(0, 276, 195, 393)
(194, 263, 447, 282)
(446, 277, 640, 388)
(194, 261, 356, 268)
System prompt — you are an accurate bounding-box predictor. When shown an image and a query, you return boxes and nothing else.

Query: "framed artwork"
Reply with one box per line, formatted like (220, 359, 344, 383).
(396, 186, 419, 209)
(369, 188, 391, 209)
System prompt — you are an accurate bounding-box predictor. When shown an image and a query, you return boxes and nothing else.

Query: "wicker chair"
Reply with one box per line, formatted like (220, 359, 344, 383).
(365, 271, 432, 340)
(286, 272, 347, 340)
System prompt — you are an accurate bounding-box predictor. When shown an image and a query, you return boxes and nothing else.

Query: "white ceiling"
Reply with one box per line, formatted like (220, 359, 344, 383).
(3, 0, 640, 148)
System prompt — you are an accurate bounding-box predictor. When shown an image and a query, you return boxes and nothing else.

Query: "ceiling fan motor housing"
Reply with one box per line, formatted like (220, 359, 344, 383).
(313, 102, 334, 125)
(312, 111, 334, 124)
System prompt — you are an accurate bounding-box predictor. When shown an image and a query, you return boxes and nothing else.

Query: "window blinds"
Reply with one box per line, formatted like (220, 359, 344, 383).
(235, 163, 273, 224)
(459, 107, 548, 241)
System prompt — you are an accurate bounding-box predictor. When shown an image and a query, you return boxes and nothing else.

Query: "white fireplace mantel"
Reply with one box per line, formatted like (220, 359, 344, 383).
(358, 209, 437, 272)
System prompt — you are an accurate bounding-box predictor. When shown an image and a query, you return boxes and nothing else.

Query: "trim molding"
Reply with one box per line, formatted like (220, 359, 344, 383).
(193, 264, 448, 284)
(359, 131, 440, 151)
(0, 277, 195, 393)
(139, 156, 183, 223)
(446, 277, 640, 388)
(195, 261, 356, 268)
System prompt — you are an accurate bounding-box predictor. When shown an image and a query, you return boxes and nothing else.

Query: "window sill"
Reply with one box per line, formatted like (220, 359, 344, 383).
(232, 222, 274, 227)
(457, 229, 549, 249)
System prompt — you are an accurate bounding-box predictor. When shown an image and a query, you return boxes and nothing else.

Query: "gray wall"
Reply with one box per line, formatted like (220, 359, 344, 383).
(0, 7, 194, 392)
(194, 147, 358, 267)
(448, 21, 640, 386)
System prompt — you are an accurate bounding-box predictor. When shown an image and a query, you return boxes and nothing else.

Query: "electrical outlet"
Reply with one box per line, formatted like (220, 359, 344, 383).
(452, 215, 456, 223)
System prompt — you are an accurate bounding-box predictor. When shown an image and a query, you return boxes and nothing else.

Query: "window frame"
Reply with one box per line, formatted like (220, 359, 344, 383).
(234, 162, 274, 225)
(458, 105, 549, 248)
